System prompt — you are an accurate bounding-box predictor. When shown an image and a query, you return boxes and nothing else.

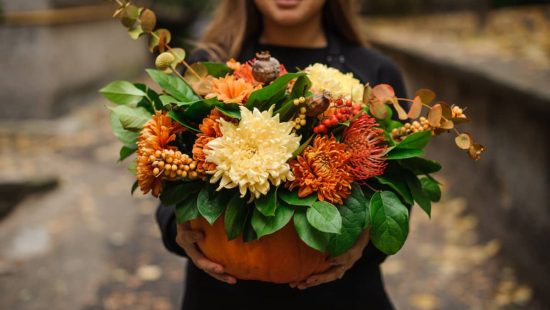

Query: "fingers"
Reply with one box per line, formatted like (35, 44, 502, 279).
(295, 265, 348, 290)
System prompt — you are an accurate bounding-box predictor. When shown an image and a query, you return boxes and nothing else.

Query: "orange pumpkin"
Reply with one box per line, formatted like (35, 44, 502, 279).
(189, 216, 331, 283)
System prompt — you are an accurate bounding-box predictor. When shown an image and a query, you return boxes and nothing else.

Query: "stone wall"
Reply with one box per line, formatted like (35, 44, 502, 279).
(371, 41, 550, 304)
(0, 1, 148, 119)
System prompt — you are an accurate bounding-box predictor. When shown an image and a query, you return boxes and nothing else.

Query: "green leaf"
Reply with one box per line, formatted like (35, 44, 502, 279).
(215, 105, 241, 119)
(278, 188, 317, 206)
(100, 81, 146, 105)
(201, 62, 233, 78)
(252, 201, 294, 239)
(127, 161, 136, 174)
(255, 187, 277, 216)
(159, 95, 179, 107)
(327, 184, 370, 257)
(109, 105, 152, 131)
(294, 208, 329, 252)
(394, 131, 431, 150)
(290, 75, 312, 98)
(167, 110, 200, 133)
(119, 145, 136, 161)
(399, 157, 442, 175)
(421, 177, 441, 202)
(131, 180, 139, 195)
(387, 148, 424, 160)
(109, 112, 138, 148)
(180, 98, 222, 121)
(159, 181, 201, 205)
(242, 209, 257, 242)
(370, 191, 409, 255)
(406, 174, 431, 217)
(175, 196, 199, 224)
(375, 175, 413, 205)
(146, 69, 199, 102)
(246, 73, 304, 110)
(197, 187, 231, 225)
(224, 194, 248, 240)
(306, 201, 342, 234)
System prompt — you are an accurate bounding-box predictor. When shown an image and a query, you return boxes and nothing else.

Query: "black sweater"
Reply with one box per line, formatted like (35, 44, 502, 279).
(156, 34, 407, 310)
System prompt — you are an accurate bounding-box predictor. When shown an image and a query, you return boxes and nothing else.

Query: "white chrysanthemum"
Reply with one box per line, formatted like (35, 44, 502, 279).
(204, 106, 300, 199)
(304, 63, 364, 102)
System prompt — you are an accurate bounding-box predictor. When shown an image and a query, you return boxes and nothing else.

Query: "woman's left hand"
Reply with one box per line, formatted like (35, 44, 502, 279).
(289, 229, 370, 290)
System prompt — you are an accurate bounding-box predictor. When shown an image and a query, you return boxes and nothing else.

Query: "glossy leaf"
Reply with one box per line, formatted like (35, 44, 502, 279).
(278, 189, 317, 207)
(420, 177, 441, 202)
(375, 174, 413, 205)
(394, 131, 431, 150)
(109, 112, 138, 147)
(246, 73, 304, 110)
(197, 187, 230, 225)
(201, 62, 233, 78)
(306, 201, 342, 234)
(294, 208, 330, 252)
(146, 69, 199, 102)
(131, 180, 139, 195)
(369, 191, 409, 255)
(224, 194, 248, 240)
(180, 98, 222, 121)
(387, 148, 424, 160)
(109, 105, 151, 131)
(119, 145, 136, 161)
(405, 173, 431, 217)
(159, 181, 202, 205)
(290, 75, 312, 98)
(327, 184, 369, 256)
(100, 81, 146, 105)
(255, 187, 278, 217)
(252, 202, 294, 239)
(167, 110, 200, 133)
(399, 157, 442, 175)
(175, 196, 199, 224)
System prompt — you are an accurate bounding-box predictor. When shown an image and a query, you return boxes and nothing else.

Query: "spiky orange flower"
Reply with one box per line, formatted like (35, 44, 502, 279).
(343, 114, 387, 182)
(205, 75, 258, 104)
(192, 109, 226, 172)
(287, 136, 353, 205)
(136, 112, 185, 197)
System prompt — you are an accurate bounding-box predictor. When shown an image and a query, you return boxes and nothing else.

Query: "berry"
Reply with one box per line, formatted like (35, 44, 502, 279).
(346, 100, 352, 107)
(336, 99, 343, 106)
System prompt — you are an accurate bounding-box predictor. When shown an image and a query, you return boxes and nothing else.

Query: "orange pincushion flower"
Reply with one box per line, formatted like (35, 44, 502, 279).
(343, 114, 388, 182)
(136, 112, 185, 197)
(205, 75, 258, 104)
(287, 136, 353, 205)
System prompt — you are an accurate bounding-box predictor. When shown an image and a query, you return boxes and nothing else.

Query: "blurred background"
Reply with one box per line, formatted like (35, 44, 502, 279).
(0, 0, 549, 309)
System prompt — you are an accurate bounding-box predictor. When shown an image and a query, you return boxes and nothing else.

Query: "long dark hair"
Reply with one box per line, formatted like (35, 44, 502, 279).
(200, 0, 364, 60)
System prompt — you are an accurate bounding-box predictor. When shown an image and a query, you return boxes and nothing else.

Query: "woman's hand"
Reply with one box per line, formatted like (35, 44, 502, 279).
(290, 229, 370, 290)
(176, 222, 237, 285)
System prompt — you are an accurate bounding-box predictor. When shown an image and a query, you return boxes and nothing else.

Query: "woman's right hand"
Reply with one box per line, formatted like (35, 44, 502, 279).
(176, 222, 237, 285)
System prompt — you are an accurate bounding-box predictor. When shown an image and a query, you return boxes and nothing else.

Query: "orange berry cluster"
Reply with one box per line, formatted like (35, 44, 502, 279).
(313, 98, 362, 134)
(149, 149, 202, 180)
(391, 117, 432, 141)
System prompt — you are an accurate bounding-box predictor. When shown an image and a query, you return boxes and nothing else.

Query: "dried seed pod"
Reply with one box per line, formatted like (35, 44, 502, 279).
(155, 52, 175, 71)
(252, 51, 280, 84)
(305, 91, 331, 117)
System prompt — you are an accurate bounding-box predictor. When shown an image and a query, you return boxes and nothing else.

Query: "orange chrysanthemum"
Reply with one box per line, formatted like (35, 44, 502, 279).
(136, 112, 185, 197)
(192, 109, 228, 172)
(205, 75, 258, 104)
(287, 136, 353, 205)
(342, 114, 388, 182)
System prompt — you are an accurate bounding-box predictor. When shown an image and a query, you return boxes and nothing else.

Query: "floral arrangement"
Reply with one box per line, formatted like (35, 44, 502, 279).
(102, 1, 484, 283)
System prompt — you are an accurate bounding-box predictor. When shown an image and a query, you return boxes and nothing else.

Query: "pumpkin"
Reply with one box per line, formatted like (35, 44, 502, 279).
(189, 216, 331, 283)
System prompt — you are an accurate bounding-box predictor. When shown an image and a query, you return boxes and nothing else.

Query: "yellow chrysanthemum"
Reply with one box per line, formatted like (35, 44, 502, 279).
(304, 63, 363, 102)
(204, 106, 300, 199)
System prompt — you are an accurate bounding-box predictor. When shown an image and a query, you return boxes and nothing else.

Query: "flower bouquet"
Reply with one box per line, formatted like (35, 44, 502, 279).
(102, 1, 484, 284)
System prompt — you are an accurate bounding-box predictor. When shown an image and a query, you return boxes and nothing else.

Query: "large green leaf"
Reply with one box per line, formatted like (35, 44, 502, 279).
(100, 80, 146, 105)
(119, 145, 136, 161)
(399, 157, 442, 175)
(215, 105, 241, 119)
(306, 201, 342, 234)
(146, 69, 199, 102)
(109, 105, 151, 131)
(294, 208, 330, 252)
(167, 110, 200, 132)
(175, 196, 199, 224)
(387, 148, 424, 160)
(159, 181, 202, 205)
(375, 174, 413, 205)
(290, 75, 312, 98)
(201, 62, 233, 78)
(246, 73, 304, 110)
(421, 177, 441, 202)
(255, 187, 277, 217)
(224, 194, 248, 240)
(252, 201, 294, 239)
(278, 189, 317, 207)
(180, 98, 222, 121)
(109, 112, 138, 147)
(370, 191, 409, 255)
(327, 184, 370, 257)
(405, 173, 431, 217)
(197, 187, 231, 225)
(394, 131, 431, 150)
(134, 83, 162, 113)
